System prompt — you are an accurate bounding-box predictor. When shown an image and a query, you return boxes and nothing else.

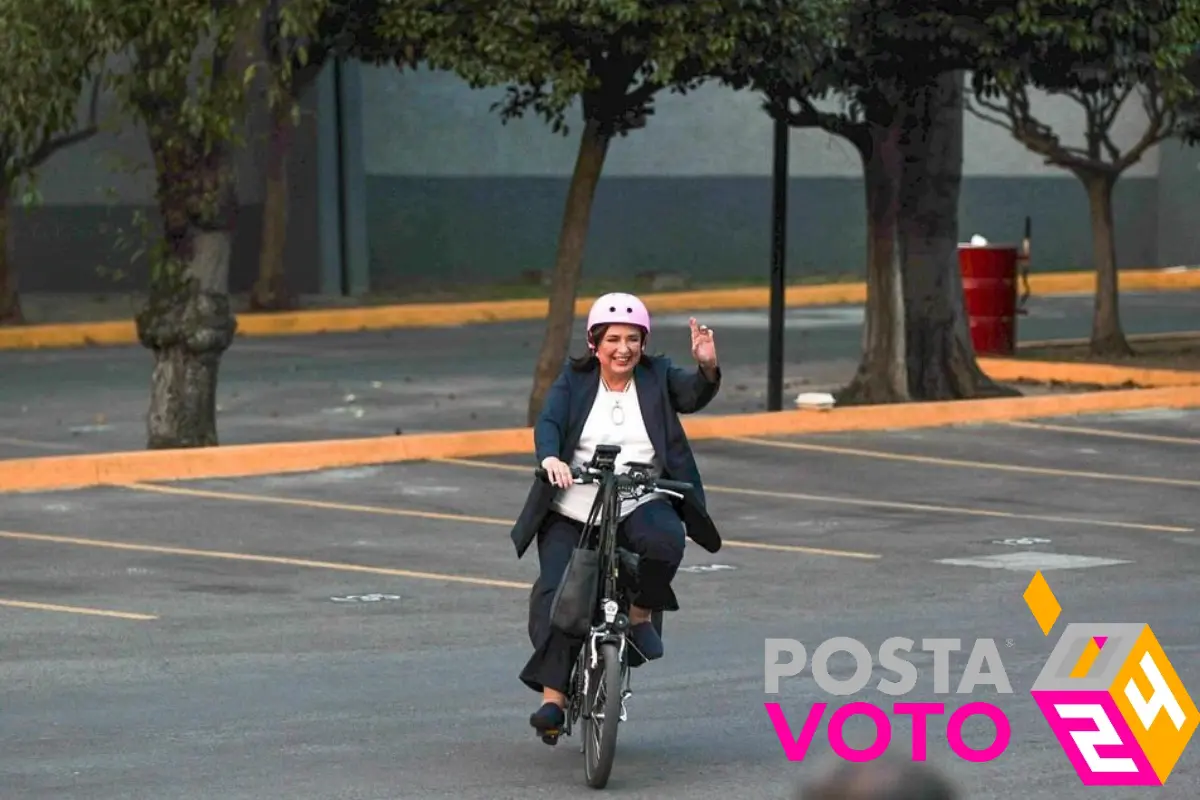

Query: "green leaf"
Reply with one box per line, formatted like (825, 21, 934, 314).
(966, 0, 1200, 172)
(375, 0, 850, 137)
(0, 0, 110, 191)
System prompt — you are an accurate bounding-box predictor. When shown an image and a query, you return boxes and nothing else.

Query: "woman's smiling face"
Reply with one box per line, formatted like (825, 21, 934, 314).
(592, 323, 644, 379)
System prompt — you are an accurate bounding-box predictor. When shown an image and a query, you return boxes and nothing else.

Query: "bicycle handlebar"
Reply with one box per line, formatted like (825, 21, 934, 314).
(533, 465, 692, 495)
(647, 477, 694, 494)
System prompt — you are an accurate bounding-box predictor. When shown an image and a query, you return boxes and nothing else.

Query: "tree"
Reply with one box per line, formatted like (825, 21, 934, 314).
(733, 19, 912, 403)
(895, 68, 1018, 401)
(0, 0, 109, 324)
(251, 0, 402, 310)
(250, 0, 325, 311)
(721, 1, 1023, 404)
(379, 0, 847, 425)
(965, 0, 1200, 357)
(97, 0, 324, 448)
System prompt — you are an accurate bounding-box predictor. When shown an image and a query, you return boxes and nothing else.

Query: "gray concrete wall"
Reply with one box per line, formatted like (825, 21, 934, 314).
(358, 68, 1165, 290)
(13, 61, 1194, 297)
(1156, 137, 1200, 267)
(8, 63, 324, 297)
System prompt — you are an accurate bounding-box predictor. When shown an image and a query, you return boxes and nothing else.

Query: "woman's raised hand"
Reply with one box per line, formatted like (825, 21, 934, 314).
(689, 317, 717, 368)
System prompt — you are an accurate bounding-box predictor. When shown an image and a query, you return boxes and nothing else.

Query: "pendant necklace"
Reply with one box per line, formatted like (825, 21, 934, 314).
(605, 377, 631, 426)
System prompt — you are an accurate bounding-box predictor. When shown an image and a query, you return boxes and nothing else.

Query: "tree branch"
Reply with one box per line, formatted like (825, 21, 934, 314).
(621, 79, 659, 124)
(20, 73, 103, 172)
(1082, 92, 1103, 160)
(966, 89, 1102, 173)
(963, 94, 1018, 131)
(1115, 81, 1175, 172)
(774, 95, 870, 153)
(1098, 84, 1135, 163)
(593, 48, 654, 132)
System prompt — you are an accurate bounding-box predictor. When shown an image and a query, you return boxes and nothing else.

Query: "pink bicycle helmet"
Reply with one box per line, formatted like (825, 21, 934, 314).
(585, 292, 651, 350)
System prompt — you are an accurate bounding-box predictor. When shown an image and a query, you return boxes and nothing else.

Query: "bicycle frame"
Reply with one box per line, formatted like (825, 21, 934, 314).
(563, 458, 633, 740)
(534, 447, 691, 750)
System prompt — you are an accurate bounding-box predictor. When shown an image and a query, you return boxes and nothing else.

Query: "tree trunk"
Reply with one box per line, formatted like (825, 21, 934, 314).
(137, 147, 239, 450)
(1083, 172, 1131, 356)
(250, 100, 296, 311)
(525, 118, 611, 425)
(836, 120, 908, 405)
(897, 70, 1018, 401)
(0, 183, 21, 325)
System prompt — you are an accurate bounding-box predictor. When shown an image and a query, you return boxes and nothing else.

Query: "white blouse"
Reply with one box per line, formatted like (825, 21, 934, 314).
(551, 375, 665, 523)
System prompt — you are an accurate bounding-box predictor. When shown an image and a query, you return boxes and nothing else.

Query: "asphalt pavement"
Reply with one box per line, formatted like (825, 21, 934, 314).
(2, 291, 1199, 458)
(1, 412, 1198, 799)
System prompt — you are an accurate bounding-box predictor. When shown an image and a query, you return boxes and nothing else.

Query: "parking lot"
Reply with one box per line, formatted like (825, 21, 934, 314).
(2, 408, 1199, 799)
(3, 290, 1199, 459)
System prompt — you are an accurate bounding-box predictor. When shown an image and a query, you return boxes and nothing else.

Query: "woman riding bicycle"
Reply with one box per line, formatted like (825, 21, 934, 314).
(507, 291, 725, 741)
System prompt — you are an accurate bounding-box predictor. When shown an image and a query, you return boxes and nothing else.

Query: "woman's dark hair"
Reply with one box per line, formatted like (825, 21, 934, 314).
(569, 323, 658, 371)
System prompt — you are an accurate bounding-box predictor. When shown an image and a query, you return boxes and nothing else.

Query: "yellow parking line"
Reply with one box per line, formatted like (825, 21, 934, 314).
(0, 436, 87, 452)
(726, 436, 1200, 488)
(123, 481, 515, 525)
(120, 479, 880, 561)
(0, 530, 531, 590)
(705, 484, 1192, 533)
(1000, 420, 1200, 445)
(431, 458, 1193, 534)
(0, 598, 157, 621)
(716, 540, 878, 559)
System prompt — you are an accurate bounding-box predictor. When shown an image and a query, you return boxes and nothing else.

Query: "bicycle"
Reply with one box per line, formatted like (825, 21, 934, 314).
(533, 443, 694, 789)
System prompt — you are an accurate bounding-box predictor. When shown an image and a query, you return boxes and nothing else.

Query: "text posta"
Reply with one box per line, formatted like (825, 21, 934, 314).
(764, 637, 1014, 696)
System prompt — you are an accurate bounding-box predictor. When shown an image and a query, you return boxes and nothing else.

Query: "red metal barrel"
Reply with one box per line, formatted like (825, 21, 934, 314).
(958, 243, 1019, 356)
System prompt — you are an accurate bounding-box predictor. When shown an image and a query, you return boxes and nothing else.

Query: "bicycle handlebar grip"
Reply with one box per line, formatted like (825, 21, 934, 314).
(534, 465, 585, 483)
(656, 479, 693, 493)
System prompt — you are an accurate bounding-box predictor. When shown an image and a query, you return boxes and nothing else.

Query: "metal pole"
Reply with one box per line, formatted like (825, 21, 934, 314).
(768, 107, 788, 411)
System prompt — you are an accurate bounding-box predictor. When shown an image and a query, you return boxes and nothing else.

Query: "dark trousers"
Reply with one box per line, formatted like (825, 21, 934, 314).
(519, 499, 687, 694)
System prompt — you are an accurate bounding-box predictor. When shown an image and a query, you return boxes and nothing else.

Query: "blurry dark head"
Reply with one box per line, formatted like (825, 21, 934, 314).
(797, 758, 959, 800)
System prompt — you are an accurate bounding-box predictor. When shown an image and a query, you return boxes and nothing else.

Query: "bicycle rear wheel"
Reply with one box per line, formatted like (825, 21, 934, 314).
(582, 641, 623, 788)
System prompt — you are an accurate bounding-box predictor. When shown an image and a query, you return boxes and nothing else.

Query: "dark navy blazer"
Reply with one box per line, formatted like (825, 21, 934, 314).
(508, 354, 724, 560)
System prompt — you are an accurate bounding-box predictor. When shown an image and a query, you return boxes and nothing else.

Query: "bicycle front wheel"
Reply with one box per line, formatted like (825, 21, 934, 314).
(583, 641, 623, 789)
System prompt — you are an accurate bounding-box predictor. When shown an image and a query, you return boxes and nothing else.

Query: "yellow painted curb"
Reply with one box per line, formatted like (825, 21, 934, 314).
(3, 384, 1200, 494)
(978, 358, 1200, 388)
(3, 267, 1199, 351)
(1030, 268, 1200, 294)
(0, 286, 865, 351)
(1019, 330, 1200, 349)
(0, 319, 138, 349)
(0, 427, 534, 494)
(677, 385, 1200, 440)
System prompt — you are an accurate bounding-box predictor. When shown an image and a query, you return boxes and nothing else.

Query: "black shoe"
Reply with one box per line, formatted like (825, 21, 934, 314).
(529, 701, 565, 745)
(629, 620, 664, 662)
